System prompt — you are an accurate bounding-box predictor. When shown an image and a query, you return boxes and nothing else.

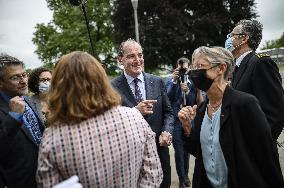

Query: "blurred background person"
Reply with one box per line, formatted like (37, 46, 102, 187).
(28, 67, 52, 124)
(178, 46, 284, 188)
(0, 53, 45, 188)
(225, 19, 284, 143)
(165, 57, 202, 188)
(36, 51, 163, 188)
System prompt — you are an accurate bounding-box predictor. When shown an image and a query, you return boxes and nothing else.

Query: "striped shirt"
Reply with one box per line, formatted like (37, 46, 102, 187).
(36, 106, 163, 188)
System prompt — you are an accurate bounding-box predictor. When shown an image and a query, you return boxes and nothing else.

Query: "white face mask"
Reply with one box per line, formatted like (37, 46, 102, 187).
(38, 81, 50, 93)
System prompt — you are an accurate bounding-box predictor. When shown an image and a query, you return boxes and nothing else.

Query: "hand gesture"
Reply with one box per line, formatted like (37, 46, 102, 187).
(178, 105, 197, 135)
(172, 68, 179, 82)
(135, 100, 157, 115)
(180, 82, 189, 93)
(9, 96, 25, 114)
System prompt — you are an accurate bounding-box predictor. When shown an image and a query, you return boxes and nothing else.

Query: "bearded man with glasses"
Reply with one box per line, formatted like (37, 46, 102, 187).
(225, 19, 284, 144)
(0, 54, 45, 188)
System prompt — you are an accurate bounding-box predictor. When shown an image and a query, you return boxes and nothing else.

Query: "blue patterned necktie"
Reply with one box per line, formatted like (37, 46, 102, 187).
(23, 104, 43, 145)
(133, 78, 143, 103)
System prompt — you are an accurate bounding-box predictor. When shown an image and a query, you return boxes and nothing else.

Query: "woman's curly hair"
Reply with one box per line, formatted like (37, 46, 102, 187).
(28, 67, 51, 94)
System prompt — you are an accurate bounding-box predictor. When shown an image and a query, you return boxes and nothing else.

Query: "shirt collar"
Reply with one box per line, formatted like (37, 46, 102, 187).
(124, 71, 144, 85)
(235, 50, 252, 67)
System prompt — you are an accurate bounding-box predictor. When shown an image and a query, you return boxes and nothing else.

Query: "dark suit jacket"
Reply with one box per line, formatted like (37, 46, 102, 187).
(111, 73, 174, 136)
(165, 76, 197, 117)
(0, 95, 44, 188)
(186, 86, 284, 188)
(232, 51, 284, 140)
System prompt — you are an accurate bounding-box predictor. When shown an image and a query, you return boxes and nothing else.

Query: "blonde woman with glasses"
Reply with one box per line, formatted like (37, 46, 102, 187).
(178, 46, 284, 188)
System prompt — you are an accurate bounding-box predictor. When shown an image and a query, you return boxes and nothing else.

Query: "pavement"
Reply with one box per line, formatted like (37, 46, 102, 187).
(169, 124, 284, 187)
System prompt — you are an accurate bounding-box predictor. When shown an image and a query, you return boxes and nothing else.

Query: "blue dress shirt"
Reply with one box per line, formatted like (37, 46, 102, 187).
(200, 105, 228, 188)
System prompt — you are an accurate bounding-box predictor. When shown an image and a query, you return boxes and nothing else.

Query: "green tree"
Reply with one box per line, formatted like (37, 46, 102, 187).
(112, 0, 257, 71)
(262, 32, 284, 49)
(33, 0, 117, 75)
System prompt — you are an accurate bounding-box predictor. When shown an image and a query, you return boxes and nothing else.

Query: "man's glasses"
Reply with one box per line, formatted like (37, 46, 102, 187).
(227, 33, 245, 39)
(8, 73, 28, 82)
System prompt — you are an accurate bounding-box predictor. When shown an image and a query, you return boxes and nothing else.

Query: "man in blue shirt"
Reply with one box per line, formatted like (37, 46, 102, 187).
(165, 57, 202, 188)
(0, 54, 44, 188)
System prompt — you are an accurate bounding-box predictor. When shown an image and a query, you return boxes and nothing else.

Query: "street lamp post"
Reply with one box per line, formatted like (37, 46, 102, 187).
(131, 0, 139, 43)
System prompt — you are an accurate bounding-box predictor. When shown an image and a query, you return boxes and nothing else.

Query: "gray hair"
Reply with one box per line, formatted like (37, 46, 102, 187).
(192, 46, 234, 79)
(236, 19, 263, 50)
(118, 38, 142, 57)
(0, 53, 24, 79)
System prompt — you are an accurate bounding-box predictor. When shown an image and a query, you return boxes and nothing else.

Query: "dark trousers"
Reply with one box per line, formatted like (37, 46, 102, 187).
(173, 120, 189, 183)
(157, 144, 171, 188)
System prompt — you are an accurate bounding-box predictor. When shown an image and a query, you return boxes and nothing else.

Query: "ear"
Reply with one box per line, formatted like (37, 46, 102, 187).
(117, 56, 123, 65)
(242, 35, 249, 43)
(218, 63, 227, 74)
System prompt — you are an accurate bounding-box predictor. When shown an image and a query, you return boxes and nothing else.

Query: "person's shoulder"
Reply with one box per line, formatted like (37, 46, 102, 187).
(254, 53, 274, 63)
(144, 72, 157, 78)
(255, 53, 270, 59)
(231, 88, 258, 105)
(111, 75, 123, 84)
(116, 105, 141, 116)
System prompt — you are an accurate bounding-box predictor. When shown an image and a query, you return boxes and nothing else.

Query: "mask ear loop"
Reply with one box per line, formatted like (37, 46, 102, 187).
(235, 34, 248, 48)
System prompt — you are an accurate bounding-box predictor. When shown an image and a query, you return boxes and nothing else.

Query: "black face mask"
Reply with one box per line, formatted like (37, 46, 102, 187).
(189, 69, 214, 92)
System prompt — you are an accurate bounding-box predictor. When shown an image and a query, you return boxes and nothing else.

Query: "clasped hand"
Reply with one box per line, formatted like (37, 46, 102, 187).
(178, 105, 197, 135)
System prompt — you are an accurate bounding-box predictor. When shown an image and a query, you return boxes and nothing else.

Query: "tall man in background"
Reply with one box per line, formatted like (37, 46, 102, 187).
(0, 54, 45, 188)
(225, 19, 284, 142)
(111, 39, 174, 188)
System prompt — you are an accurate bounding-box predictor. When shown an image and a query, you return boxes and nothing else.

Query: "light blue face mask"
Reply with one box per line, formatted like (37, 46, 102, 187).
(38, 81, 50, 93)
(225, 37, 235, 52)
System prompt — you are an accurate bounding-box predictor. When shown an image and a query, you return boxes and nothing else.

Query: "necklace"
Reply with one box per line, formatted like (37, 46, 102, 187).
(208, 99, 222, 112)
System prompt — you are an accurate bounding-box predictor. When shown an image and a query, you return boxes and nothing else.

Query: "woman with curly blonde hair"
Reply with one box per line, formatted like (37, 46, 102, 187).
(36, 51, 163, 188)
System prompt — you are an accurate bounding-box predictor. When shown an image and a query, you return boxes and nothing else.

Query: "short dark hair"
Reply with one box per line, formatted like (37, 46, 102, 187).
(0, 53, 24, 79)
(236, 20, 263, 50)
(176, 57, 190, 67)
(28, 67, 51, 94)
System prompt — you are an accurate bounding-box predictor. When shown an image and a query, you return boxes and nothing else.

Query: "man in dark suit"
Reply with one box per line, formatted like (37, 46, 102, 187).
(0, 54, 45, 188)
(165, 57, 201, 188)
(225, 19, 284, 142)
(111, 39, 174, 188)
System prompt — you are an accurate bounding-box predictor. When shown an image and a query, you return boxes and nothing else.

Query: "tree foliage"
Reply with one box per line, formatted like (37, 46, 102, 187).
(112, 0, 257, 70)
(32, 0, 117, 74)
(262, 32, 284, 49)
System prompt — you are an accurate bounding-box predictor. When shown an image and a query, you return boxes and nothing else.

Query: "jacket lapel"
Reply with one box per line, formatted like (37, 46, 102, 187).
(144, 73, 154, 100)
(232, 52, 254, 88)
(220, 86, 233, 127)
(118, 74, 137, 105)
(0, 95, 39, 146)
(24, 96, 45, 127)
(22, 96, 44, 146)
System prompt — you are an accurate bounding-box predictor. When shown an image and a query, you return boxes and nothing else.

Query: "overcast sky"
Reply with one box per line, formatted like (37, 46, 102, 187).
(0, 0, 283, 69)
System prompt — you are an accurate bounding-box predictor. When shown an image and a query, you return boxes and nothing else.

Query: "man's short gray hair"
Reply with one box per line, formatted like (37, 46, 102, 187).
(192, 46, 234, 79)
(236, 19, 263, 50)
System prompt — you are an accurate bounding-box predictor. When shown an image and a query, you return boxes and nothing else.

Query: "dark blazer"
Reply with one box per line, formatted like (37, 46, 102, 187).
(0, 95, 44, 188)
(165, 76, 197, 117)
(186, 86, 284, 188)
(232, 51, 284, 140)
(111, 72, 174, 136)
